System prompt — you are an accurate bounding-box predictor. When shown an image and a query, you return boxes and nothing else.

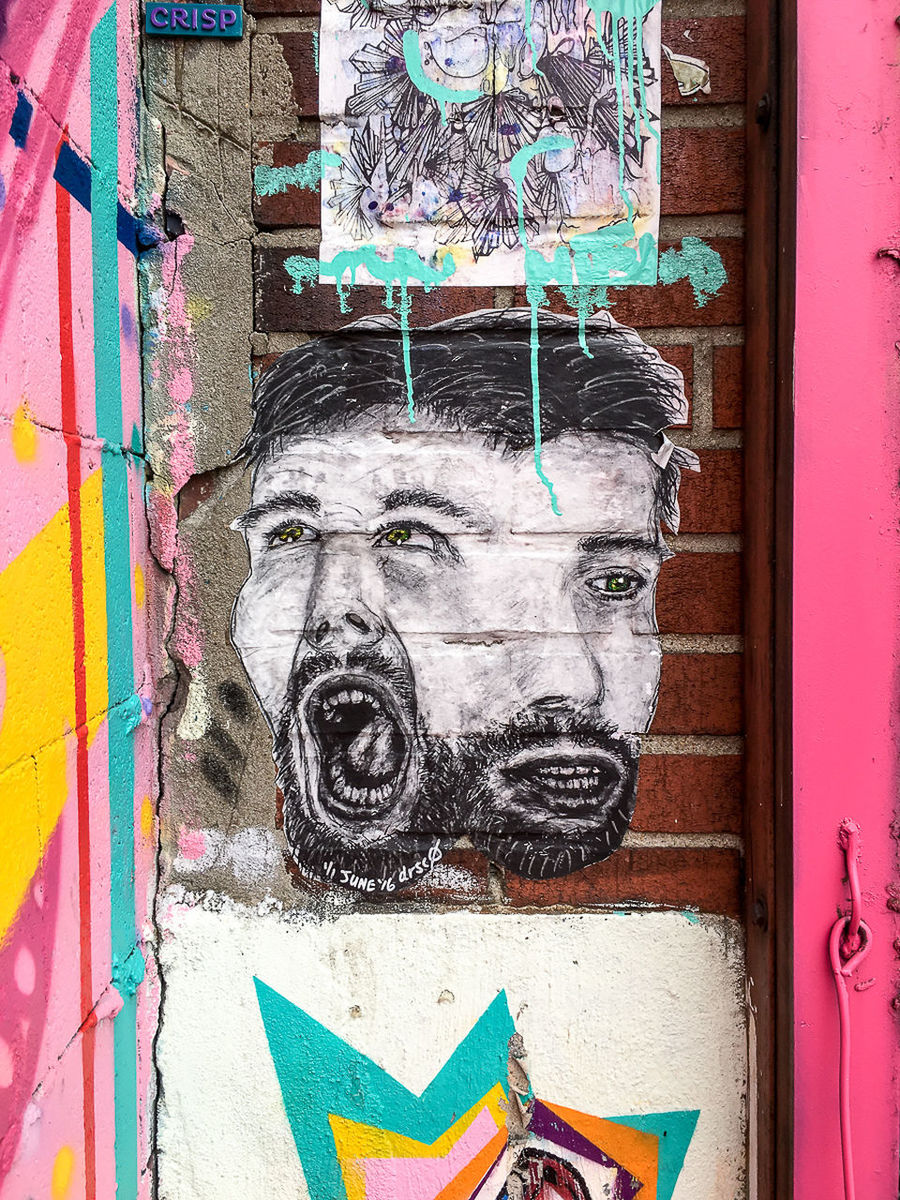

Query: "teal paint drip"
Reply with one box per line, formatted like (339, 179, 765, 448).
(253, 149, 341, 198)
(383, 281, 416, 420)
(605, 1110, 700, 1200)
(255, 981, 514, 1200)
(91, 9, 139, 1197)
(401, 29, 480, 124)
(658, 236, 727, 307)
(509, 136, 573, 515)
(583, 0, 659, 203)
(312, 28, 319, 73)
(510, 136, 658, 512)
(284, 245, 456, 416)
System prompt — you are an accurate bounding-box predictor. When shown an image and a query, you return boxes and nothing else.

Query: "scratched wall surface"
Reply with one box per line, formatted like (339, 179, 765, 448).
(0, 0, 158, 1196)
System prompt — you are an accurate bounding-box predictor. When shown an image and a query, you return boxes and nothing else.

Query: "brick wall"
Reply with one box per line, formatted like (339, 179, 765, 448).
(245, 0, 747, 917)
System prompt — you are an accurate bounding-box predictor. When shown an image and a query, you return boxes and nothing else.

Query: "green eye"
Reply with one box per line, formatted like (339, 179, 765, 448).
(374, 524, 447, 555)
(384, 526, 412, 545)
(268, 523, 317, 548)
(589, 570, 641, 598)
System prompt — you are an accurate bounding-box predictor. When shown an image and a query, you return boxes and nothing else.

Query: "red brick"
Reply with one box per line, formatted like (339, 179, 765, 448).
(654, 652, 742, 735)
(254, 140, 321, 229)
(255, 247, 495, 331)
(503, 847, 742, 916)
(405, 849, 491, 904)
(677, 449, 741, 534)
(272, 32, 318, 117)
(516, 239, 744, 328)
(661, 128, 745, 215)
(247, 0, 319, 13)
(656, 343, 692, 426)
(661, 17, 745, 106)
(634, 754, 743, 833)
(656, 551, 741, 634)
(713, 344, 743, 428)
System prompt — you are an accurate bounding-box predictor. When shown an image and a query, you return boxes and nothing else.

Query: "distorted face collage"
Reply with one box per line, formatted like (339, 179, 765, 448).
(231, 316, 682, 894)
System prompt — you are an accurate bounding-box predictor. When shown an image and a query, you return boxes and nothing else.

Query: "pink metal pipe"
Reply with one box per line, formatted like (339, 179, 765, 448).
(794, 2, 900, 1196)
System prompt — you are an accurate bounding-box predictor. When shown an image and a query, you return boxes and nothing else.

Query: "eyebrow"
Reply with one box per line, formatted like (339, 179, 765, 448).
(380, 488, 483, 527)
(578, 533, 667, 557)
(233, 490, 321, 531)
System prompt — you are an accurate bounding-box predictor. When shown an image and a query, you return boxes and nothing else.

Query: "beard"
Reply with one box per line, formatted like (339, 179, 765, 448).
(273, 648, 640, 892)
(455, 705, 640, 879)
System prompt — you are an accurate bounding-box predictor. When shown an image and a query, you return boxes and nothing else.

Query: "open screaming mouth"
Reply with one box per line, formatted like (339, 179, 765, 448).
(304, 675, 411, 822)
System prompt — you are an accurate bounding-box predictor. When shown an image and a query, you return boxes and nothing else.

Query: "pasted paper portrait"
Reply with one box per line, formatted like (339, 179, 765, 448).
(318, 0, 662, 286)
(230, 308, 697, 894)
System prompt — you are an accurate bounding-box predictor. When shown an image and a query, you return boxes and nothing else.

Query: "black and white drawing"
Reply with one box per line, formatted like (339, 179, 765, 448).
(230, 309, 695, 892)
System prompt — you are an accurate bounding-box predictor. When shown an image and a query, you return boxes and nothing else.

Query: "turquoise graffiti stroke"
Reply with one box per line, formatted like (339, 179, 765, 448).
(401, 29, 481, 124)
(658, 236, 728, 307)
(254, 149, 341, 198)
(90, 7, 143, 1200)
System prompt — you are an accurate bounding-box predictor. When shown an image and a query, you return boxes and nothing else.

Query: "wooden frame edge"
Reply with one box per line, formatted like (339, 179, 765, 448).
(743, 0, 796, 1195)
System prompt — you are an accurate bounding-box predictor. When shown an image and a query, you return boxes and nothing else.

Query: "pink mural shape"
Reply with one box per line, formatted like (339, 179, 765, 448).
(0, 823, 61, 1183)
(358, 1107, 499, 1200)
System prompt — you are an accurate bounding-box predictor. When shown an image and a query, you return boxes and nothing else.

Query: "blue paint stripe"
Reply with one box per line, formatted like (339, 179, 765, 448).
(54, 140, 151, 255)
(90, 8, 140, 1198)
(9, 90, 33, 148)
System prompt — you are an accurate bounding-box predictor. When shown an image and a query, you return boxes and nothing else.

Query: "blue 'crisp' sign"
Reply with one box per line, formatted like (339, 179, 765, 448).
(145, 2, 243, 36)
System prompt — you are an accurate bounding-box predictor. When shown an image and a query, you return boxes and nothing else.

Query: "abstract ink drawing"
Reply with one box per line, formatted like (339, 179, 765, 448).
(319, 0, 662, 285)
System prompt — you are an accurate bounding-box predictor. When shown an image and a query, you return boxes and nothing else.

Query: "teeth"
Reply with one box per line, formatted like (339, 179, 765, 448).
(350, 690, 364, 704)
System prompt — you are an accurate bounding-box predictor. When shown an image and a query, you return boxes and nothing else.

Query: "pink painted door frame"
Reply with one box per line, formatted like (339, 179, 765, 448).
(794, 2, 900, 1196)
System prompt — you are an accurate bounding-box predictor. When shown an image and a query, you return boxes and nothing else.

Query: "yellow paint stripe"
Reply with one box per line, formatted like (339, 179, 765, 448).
(0, 471, 107, 944)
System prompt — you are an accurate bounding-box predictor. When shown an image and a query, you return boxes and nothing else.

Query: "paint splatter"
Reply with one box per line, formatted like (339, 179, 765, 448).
(11, 405, 37, 462)
(658, 237, 727, 307)
(253, 149, 341, 198)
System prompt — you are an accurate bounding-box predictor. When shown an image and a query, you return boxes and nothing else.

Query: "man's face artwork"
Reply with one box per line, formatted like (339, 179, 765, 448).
(230, 312, 690, 893)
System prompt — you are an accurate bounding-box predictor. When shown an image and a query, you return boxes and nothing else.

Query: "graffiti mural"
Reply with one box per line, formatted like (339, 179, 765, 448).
(231, 308, 695, 893)
(0, 0, 155, 1194)
(319, 0, 662, 285)
(256, 983, 698, 1200)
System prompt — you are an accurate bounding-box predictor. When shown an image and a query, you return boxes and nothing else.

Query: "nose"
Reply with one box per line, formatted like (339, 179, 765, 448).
(302, 548, 385, 655)
(304, 606, 384, 652)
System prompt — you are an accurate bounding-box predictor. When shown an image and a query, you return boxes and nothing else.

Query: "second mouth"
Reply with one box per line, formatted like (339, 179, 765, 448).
(499, 751, 622, 810)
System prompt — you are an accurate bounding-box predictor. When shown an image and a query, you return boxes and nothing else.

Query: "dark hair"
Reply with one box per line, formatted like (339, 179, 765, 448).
(244, 307, 694, 529)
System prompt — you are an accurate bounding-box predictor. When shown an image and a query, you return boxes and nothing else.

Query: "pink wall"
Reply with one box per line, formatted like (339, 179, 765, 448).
(0, 0, 157, 1195)
(794, 2, 900, 1195)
